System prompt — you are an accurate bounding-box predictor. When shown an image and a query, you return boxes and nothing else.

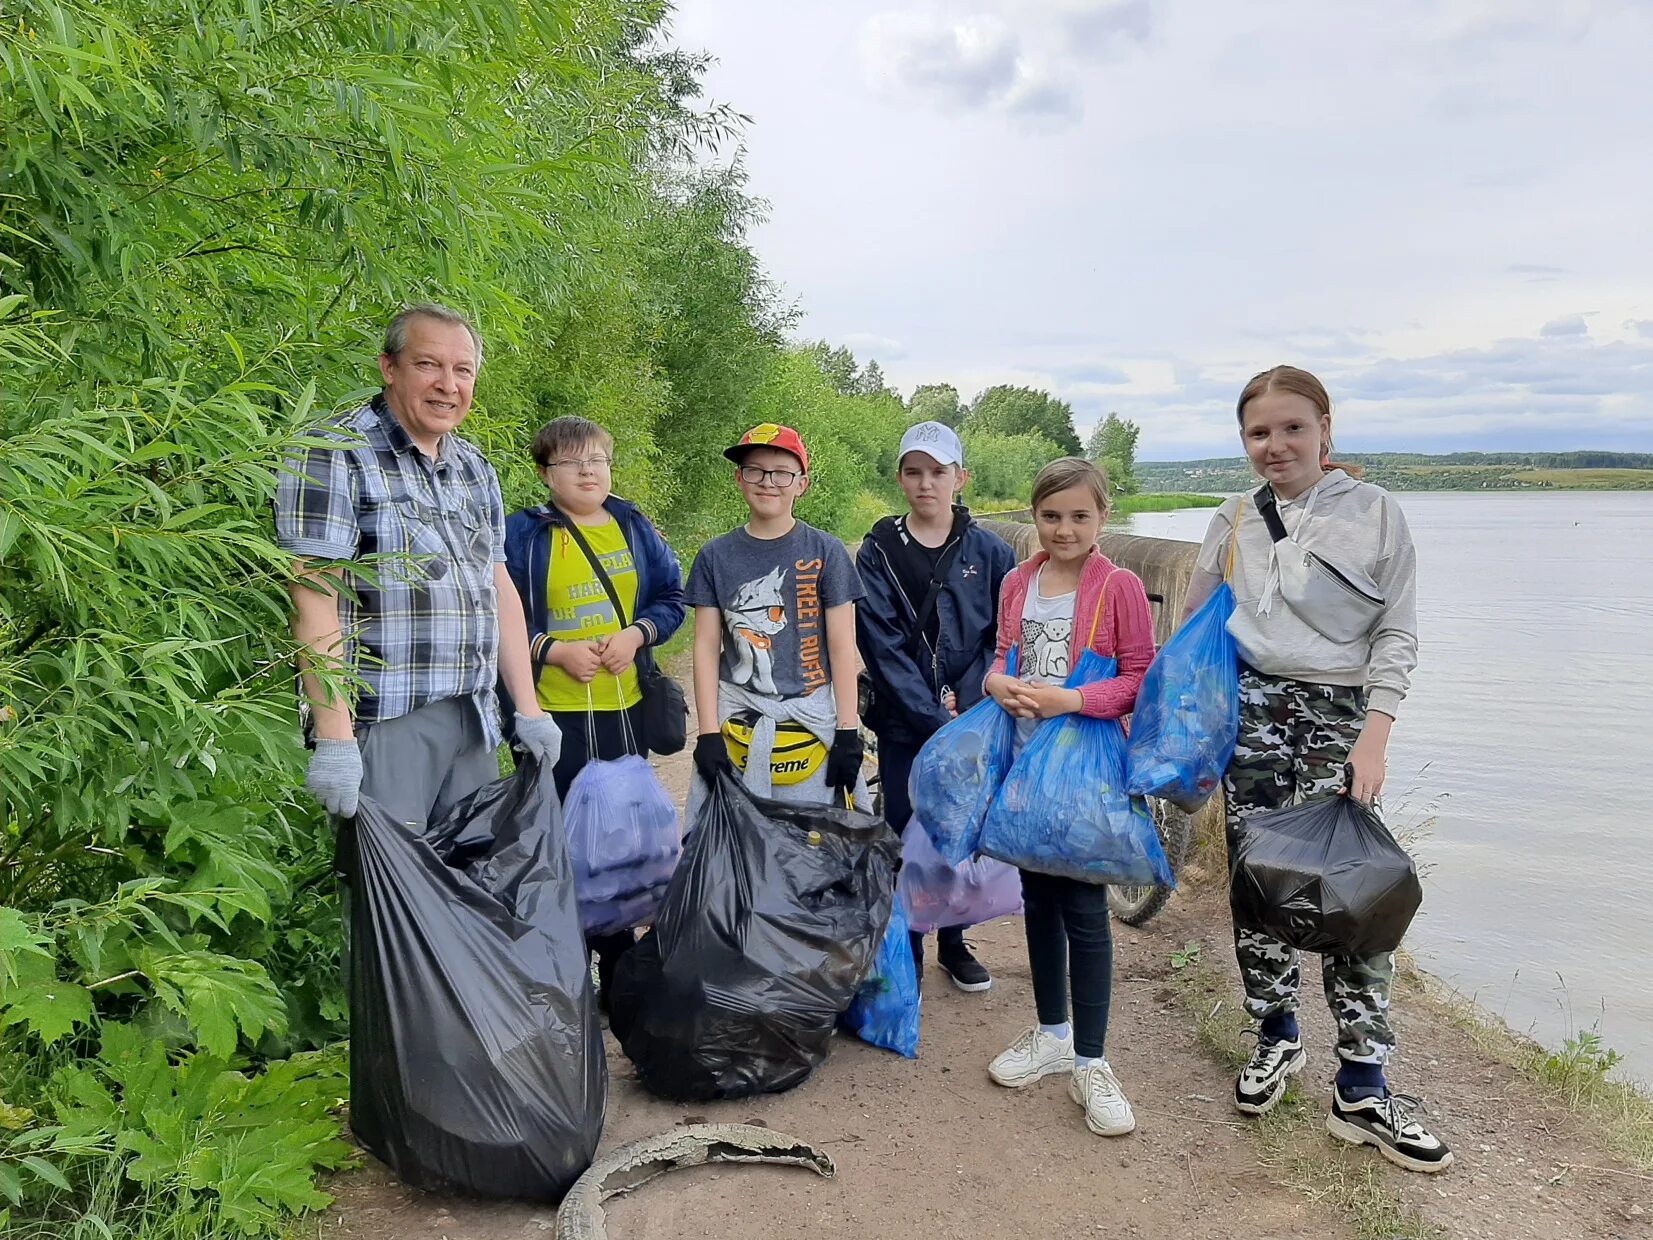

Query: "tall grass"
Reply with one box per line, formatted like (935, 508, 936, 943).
(1116, 493, 1225, 514)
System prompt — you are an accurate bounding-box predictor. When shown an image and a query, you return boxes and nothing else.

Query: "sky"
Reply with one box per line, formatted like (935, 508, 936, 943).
(667, 0, 1653, 459)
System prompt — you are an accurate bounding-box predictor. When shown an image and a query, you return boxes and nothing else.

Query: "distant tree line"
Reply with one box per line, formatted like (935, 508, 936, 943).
(1138, 450, 1653, 494)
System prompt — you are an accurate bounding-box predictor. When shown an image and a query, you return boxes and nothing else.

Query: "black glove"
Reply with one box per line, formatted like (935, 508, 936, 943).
(693, 732, 734, 784)
(824, 728, 864, 796)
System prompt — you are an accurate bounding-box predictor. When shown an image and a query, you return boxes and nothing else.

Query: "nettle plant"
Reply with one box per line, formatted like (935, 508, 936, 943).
(0, 0, 751, 1231)
(0, 306, 357, 1233)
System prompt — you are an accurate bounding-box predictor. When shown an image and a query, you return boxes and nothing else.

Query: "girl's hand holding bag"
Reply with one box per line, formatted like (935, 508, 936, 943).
(978, 579, 1174, 888)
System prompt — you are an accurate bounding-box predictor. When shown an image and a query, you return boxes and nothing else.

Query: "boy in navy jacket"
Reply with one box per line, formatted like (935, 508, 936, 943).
(503, 416, 685, 1007)
(857, 422, 1015, 990)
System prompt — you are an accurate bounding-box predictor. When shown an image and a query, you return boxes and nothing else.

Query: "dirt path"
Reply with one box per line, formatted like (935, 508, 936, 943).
(310, 740, 1653, 1240)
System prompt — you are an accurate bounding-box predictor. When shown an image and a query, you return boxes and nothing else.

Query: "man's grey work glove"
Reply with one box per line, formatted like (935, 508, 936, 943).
(514, 713, 564, 767)
(305, 738, 363, 818)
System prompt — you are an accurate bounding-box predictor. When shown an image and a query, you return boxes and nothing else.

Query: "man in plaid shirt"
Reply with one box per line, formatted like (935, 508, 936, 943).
(275, 303, 561, 825)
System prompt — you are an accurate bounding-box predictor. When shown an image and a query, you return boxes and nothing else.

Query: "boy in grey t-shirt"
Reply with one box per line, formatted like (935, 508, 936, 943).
(686, 424, 865, 805)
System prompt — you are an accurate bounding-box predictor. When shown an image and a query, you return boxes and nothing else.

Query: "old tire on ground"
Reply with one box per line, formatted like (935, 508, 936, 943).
(555, 1123, 834, 1240)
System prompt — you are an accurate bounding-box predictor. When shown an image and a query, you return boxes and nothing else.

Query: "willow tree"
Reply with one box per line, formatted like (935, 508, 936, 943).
(0, 2, 731, 1234)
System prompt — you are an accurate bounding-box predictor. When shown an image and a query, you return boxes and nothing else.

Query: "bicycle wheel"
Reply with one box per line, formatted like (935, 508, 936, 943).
(1107, 798, 1192, 926)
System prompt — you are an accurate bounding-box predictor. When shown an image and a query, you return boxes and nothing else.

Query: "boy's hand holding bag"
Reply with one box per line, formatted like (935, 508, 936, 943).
(910, 647, 1020, 864)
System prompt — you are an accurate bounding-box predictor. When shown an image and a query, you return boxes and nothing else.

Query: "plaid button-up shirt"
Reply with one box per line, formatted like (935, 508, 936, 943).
(274, 395, 508, 744)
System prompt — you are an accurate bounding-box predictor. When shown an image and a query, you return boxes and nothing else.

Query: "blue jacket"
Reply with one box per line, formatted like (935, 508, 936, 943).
(502, 495, 687, 696)
(856, 509, 1016, 747)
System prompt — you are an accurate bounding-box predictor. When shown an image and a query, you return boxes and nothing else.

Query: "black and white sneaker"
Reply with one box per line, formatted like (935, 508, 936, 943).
(937, 943, 992, 993)
(1234, 1032, 1307, 1114)
(1327, 1088, 1454, 1174)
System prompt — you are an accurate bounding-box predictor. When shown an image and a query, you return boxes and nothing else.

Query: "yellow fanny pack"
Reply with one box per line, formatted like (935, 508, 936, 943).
(720, 712, 827, 786)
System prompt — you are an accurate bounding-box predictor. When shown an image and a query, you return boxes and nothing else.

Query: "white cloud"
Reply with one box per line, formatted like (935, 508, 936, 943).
(838, 332, 909, 360)
(859, 10, 1082, 125)
(1540, 315, 1590, 338)
(1056, 0, 1155, 58)
(671, 0, 1653, 457)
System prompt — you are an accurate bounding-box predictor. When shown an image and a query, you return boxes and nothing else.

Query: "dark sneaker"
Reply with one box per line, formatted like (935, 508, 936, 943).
(1328, 1088, 1453, 1173)
(1234, 1032, 1307, 1114)
(937, 943, 992, 993)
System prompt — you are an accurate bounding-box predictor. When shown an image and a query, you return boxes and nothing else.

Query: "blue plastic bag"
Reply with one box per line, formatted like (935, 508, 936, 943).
(897, 818, 1023, 934)
(910, 647, 1019, 864)
(564, 754, 681, 935)
(1126, 583, 1239, 812)
(979, 651, 1174, 887)
(838, 900, 920, 1057)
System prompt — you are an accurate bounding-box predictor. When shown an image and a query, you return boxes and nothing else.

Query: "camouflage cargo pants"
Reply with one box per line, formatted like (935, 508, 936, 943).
(1224, 667, 1396, 1066)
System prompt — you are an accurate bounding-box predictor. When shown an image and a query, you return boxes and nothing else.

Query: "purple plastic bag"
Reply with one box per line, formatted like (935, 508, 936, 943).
(564, 755, 681, 935)
(897, 818, 1023, 934)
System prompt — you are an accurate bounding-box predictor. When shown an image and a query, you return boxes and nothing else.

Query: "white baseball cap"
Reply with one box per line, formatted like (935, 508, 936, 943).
(898, 420, 965, 468)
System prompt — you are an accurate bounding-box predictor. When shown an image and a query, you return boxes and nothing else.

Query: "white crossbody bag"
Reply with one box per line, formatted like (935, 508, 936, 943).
(1252, 484, 1385, 643)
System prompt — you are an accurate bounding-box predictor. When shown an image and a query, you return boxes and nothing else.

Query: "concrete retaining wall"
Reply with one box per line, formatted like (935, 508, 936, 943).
(979, 515, 1225, 847)
(978, 518, 1203, 646)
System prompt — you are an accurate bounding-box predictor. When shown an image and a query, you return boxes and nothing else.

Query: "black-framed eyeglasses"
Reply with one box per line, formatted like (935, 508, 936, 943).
(738, 464, 800, 487)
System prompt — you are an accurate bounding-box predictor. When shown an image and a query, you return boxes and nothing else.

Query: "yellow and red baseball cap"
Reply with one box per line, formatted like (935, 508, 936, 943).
(723, 423, 809, 473)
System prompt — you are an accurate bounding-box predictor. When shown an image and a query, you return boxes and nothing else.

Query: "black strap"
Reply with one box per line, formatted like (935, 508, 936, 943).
(557, 513, 659, 681)
(558, 513, 632, 627)
(1253, 484, 1289, 544)
(907, 535, 966, 657)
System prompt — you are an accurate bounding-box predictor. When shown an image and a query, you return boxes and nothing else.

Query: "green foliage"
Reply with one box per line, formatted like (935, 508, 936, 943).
(1537, 1030, 1624, 1097)
(961, 429, 1064, 505)
(1085, 412, 1141, 495)
(1, 3, 926, 1236)
(0, 1, 774, 1236)
(805, 342, 863, 397)
(0, 1030, 352, 1237)
(1139, 453, 1653, 494)
(963, 385, 1081, 456)
(1112, 492, 1224, 515)
(750, 349, 905, 538)
(908, 383, 963, 428)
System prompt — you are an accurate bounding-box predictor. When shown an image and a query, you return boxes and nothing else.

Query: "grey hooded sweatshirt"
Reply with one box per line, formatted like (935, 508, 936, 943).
(1187, 469, 1418, 719)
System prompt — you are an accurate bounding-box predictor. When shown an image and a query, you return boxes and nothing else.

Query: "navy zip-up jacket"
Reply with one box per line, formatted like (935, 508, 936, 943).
(856, 508, 1016, 747)
(502, 495, 686, 698)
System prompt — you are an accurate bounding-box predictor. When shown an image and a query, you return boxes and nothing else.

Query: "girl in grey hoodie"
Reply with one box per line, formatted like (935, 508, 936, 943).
(1183, 365, 1451, 1175)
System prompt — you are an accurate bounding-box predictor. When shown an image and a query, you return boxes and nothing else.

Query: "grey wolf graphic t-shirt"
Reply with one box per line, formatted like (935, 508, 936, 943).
(685, 521, 863, 699)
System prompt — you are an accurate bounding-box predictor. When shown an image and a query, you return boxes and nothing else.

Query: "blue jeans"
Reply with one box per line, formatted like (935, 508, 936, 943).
(1020, 869, 1114, 1059)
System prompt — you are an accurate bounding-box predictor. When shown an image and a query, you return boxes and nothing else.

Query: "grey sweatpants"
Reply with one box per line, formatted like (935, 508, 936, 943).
(357, 696, 500, 829)
(340, 697, 501, 974)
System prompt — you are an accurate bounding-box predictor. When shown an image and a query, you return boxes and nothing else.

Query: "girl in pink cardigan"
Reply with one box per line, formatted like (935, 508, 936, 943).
(982, 457, 1155, 1138)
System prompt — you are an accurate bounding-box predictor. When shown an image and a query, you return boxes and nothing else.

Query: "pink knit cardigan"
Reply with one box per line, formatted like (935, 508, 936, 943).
(986, 549, 1155, 720)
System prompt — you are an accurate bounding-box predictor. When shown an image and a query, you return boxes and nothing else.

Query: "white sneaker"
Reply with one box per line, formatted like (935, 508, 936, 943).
(988, 1026, 1075, 1088)
(1070, 1060, 1136, 1136)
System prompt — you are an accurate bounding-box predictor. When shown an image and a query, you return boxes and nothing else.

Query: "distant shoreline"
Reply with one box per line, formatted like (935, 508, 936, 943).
(1140, 460, 1653, 494)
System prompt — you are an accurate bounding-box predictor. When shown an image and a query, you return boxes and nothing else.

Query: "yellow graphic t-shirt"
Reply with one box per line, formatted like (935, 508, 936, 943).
(535, 519, 643, 714)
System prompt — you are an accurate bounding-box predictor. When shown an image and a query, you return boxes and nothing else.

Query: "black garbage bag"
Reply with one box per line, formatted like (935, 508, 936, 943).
(338, 757, 605, 1200)
(609, 771, 899, 1101)
(1229, 792, 1422, 957)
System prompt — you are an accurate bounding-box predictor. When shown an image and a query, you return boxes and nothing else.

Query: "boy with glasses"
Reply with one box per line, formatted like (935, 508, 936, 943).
(503, 416, 685, 1009)
(686, 424, 868, 814)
